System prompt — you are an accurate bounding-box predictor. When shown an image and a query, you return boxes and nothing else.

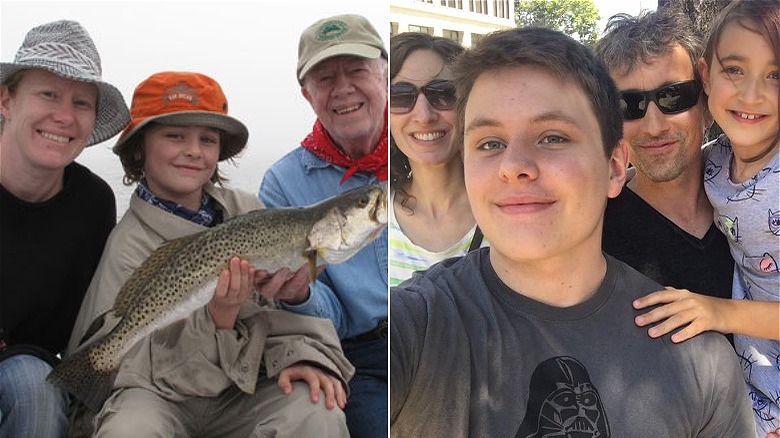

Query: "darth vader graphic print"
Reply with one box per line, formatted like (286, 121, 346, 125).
(516, 356, 610, 438)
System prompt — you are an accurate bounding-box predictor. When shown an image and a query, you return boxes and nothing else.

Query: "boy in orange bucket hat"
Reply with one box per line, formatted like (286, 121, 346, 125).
(67, 71, 352, 438)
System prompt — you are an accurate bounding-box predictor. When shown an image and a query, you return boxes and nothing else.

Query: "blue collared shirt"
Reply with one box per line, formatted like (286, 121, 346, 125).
(259, 146, 388, 339)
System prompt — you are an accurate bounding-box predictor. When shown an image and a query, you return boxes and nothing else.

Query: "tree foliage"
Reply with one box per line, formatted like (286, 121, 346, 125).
(515, 0, 601, 46)
(657, 0, 732, 36)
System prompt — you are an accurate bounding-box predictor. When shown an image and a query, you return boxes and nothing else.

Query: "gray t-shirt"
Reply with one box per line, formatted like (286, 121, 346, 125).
(390, 250, 754, 437)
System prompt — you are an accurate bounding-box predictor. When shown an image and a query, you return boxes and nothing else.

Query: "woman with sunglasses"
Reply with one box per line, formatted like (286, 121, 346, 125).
(388, 33, 484, 287)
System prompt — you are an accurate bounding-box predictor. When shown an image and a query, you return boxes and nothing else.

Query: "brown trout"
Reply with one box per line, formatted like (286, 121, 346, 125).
(48, 184, 387, 411)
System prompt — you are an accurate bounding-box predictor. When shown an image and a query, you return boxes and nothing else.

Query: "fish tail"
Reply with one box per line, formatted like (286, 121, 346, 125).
(47, 347, 118, 412)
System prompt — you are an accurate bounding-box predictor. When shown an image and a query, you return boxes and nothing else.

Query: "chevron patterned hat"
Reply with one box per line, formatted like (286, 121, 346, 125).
(0, 20, 130, 146)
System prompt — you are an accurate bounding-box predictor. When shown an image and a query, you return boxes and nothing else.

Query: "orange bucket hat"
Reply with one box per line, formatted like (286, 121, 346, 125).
(113, 71, 248, 161)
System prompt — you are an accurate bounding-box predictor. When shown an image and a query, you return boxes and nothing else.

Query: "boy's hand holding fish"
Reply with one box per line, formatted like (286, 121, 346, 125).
(209, 257, 256, 330)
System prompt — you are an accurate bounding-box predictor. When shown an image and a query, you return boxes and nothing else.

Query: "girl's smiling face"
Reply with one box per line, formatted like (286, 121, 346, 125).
(700, 21, 779, 159)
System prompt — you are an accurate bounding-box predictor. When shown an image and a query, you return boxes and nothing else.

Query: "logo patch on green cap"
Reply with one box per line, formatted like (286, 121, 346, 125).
(316, 20, 348, 41)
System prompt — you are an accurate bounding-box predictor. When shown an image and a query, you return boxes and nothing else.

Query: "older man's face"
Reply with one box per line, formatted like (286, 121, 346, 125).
(301, 55, 387, 157)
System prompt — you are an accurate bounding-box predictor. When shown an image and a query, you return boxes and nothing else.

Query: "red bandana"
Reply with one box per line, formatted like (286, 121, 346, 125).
(301, 109, 388, 184)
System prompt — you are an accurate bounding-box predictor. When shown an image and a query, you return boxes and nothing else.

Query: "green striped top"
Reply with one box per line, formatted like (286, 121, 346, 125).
(389, 191, 487, 287)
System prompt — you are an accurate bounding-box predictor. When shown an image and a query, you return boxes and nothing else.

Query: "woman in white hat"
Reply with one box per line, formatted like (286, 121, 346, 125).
(66, 71, 351, 438)
(0, 20, 129, 438)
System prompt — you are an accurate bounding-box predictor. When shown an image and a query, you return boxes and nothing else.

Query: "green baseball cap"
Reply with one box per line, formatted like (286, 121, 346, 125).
(297, 14, 387, 83)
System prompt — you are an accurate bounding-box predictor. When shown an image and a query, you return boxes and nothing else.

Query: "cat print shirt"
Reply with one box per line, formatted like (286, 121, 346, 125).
(703, 134, 780, 436)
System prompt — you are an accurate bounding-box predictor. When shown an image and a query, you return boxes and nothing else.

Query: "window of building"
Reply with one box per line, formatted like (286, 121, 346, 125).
(472, 0, 487, 14)
(409, 25, 433, 35)
(493, 0, 510, 18)
(443, 29, 462, 43)
(471, 33, 484, 45)
(391, 22, 399, 37)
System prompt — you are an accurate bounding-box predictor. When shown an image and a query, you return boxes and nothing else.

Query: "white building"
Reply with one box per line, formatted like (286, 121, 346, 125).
(390, 0, 515, 47)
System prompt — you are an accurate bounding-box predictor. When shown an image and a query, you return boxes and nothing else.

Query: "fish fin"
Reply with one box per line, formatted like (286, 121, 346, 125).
(78, 310, 111, 346)
(306, 249, 317, 284)
(113, 234, 197, 316)
(154, 319, 187, 349)
(308, 207, 345, 251)
(48, 347, 117, 412)
(79, 314, 104, 346)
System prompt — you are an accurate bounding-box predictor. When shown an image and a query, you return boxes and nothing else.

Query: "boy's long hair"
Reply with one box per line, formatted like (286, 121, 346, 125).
(116, 122, 228, 186)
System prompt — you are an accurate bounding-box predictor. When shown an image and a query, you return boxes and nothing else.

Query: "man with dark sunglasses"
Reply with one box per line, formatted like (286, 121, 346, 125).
(595, 9, 734, 305)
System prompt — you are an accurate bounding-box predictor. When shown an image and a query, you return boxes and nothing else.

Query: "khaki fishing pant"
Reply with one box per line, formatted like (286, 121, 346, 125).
(92, 380, 347, 437)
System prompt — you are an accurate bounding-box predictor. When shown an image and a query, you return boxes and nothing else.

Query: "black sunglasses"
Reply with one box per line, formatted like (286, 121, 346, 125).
(390, 79, 457, 114)
(619, 80, 701, 120)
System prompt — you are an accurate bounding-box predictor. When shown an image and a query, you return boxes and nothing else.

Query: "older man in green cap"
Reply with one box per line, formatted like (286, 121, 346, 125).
(258, 13, 389, 438)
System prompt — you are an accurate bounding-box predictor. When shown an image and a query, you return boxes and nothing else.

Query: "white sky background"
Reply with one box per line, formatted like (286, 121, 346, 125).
(1, 0, 652, 216)
(0, 0, 388, 215)
(595, 0, 656, 34)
